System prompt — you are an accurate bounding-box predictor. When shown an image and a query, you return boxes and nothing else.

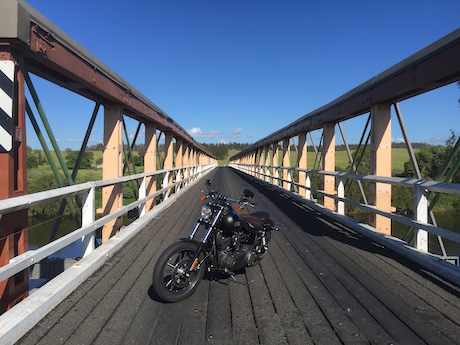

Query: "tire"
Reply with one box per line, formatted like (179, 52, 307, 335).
(153, 241, 205, 303)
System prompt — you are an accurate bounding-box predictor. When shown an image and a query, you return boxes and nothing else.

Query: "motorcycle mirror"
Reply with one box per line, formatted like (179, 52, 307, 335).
(205, 179, 211, 188)
(243, 189, 254, 198)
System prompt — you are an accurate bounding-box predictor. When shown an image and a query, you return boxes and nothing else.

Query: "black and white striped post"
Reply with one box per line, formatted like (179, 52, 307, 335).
(0, 60, 14, 153)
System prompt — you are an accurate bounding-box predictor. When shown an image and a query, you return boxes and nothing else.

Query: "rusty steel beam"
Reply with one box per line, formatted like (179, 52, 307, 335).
(0, 0, 212, 157)
(232, 28, 460, 160)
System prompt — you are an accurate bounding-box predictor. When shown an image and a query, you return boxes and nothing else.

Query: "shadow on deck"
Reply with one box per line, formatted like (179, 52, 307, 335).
(18, 167, 460, 345)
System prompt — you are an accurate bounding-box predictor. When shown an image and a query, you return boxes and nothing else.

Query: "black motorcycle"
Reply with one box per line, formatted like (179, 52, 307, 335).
(152, 179, 279, 302)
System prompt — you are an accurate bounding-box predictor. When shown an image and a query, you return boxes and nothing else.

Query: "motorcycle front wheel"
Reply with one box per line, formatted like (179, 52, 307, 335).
(153, 241, 205, 303)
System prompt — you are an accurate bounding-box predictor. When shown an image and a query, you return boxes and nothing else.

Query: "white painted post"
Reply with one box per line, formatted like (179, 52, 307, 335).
(287, 169, 292, 191)
(337, 176, 344, 215)
(184, 166, 189, 187)
(305, 173, 311, 200)
(139, 176, 146, 217)
(414, 182, 428, 252)
(82, 186, 95, 257)
(176, 168, 182, 193)
(163, 171, 169, 200)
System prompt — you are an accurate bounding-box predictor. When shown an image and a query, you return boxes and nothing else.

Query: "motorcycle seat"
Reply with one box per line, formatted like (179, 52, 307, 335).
(240, 211, 270, 233)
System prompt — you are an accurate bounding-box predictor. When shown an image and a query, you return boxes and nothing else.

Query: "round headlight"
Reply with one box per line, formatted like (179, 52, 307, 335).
(201, 205, 212, 220)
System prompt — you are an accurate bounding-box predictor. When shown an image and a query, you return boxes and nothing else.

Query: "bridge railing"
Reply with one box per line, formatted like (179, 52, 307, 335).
(0, 163, 216, 286)
(230, 163, 460, 263)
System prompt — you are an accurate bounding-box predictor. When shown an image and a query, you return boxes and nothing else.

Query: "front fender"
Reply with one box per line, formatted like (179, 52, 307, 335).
(179, 238, 201, 246)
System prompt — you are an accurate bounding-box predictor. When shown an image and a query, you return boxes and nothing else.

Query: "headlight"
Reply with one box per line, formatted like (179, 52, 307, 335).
(201, 205, 212, 220)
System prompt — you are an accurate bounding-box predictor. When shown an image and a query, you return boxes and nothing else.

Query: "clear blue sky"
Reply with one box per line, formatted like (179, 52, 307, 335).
(24, 0, 460, 150)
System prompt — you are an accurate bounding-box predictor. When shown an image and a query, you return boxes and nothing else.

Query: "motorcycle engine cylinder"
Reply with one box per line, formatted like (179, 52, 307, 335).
(219, 244, 254, 272)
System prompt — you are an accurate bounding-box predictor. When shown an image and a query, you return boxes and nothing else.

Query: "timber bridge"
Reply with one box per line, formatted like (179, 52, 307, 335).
(1, 1, 460, 344)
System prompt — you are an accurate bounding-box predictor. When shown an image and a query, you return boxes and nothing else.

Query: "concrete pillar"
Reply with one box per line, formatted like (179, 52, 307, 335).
(0, 55, 29, 312)
(323, 124, 335, 211)
(298, 132, 307, 198)
(102, 104, 123, 243)
(369, 104, 392, 235)
(144, 124, 157, 211)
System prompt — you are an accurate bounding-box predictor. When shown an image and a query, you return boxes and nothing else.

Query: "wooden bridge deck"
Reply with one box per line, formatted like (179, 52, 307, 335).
(18, 167, 460, 345)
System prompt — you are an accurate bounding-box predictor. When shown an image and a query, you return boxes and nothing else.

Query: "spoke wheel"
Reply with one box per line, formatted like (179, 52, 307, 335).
(153, 241, 205, 303)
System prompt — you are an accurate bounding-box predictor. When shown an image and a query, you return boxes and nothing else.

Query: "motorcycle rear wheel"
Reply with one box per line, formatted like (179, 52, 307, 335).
(153, 241, 205, 303)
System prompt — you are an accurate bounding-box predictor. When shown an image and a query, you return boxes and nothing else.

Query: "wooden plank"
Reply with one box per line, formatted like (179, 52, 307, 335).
(267, 238, 341, 345)
(229, 272, 259, 344)
(245, 263, 288, 345)
(260, 251, 314, 345)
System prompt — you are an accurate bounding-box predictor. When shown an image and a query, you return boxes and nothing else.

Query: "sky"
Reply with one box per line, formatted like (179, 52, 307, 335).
(23, 0, 460, 150)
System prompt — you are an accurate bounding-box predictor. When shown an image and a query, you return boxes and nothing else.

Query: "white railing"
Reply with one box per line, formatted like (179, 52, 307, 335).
(230, 163, 460, 262)
(0, 164, 217, 284)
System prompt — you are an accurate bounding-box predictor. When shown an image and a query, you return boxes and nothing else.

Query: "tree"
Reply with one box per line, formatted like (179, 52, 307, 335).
(201, 142, 228, 160)
(65, 151, 94, 169)
(28, 173, 62, 218)
(27, 153, 38, 169)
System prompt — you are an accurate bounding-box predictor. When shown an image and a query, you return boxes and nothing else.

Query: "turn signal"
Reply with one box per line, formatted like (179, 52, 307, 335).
(238, 205, 243, 212)
(201, 194, 206, 200)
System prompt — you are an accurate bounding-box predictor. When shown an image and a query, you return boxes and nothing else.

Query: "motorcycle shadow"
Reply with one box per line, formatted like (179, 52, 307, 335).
(148, 269, 247, 302)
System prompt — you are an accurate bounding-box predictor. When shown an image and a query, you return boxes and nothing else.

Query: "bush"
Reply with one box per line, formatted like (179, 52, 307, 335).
(27, 154, 38, 169)
(65, 151, 94, 169)
(28, 173, 63, 217)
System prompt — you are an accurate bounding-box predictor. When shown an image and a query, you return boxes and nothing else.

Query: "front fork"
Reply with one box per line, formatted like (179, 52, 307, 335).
(184, 208, 223, 275)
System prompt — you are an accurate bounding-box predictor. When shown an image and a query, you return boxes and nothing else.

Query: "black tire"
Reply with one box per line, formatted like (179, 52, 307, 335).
(153, 241, 205, 303)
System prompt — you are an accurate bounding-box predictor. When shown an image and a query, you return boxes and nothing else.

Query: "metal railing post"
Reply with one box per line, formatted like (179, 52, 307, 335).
(139, 176, 147, 217)
(414, 182, 428, 252)
(82, 186, 95, 257)
(305, 172, 311, 200)
(337, 176, 345, 215)
(163, 171, 170, 200)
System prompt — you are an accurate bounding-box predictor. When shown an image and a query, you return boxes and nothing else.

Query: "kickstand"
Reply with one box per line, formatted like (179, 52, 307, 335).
(229, 273, 250, 286)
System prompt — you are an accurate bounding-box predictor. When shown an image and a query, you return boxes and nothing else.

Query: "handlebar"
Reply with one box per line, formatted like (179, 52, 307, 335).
(203, 190, 256, 208)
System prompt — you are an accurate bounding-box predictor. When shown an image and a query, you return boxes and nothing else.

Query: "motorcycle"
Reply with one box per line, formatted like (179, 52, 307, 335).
(152, 179, 279, 302)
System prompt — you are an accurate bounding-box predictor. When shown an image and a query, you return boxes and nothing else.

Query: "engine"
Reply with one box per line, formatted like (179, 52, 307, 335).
(216, 230, 257, 272)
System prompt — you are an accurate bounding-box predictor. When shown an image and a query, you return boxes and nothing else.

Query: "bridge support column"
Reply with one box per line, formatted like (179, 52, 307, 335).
(102, 104, 123, 243)
(323, 124, 335, 211)
(369, 104, 392, 235)
(0, 54, 29, 313)
(298, 132, 307, 198)
(282, 138, 290, 190)
(144, 124, 157, 211)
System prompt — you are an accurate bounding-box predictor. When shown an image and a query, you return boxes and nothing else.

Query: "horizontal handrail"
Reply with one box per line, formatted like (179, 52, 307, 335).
(230, 163, 460, 257)
(0, 165, 207, 214)
(0, 164, 217, 283)
(240, 164, 460, 194)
